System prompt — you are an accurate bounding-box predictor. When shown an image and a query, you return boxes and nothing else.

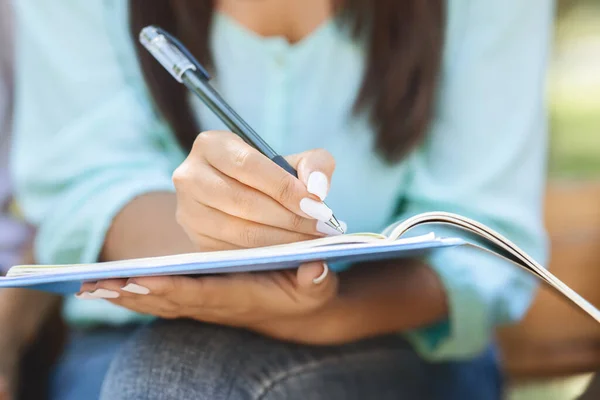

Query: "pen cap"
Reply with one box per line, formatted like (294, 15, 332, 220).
(139, 26, 197, 83)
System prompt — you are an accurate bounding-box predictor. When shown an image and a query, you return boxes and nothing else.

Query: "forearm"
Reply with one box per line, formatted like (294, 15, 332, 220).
(0, 289, 61, 351)
(0, 246, 62, 350)
(101, 192, 196, 261)
(333, 259, 448, 341)
(0, 285, 61, 398)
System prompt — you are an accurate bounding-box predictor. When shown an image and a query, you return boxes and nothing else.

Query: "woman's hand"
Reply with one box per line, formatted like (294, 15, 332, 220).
(80, 131, 348, 339)
(79, 259, 449, 346)
(173, 130, 342, 252)
(78, 261, 338, 334)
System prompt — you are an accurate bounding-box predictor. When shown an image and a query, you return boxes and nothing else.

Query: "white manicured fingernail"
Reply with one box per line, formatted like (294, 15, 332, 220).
(89, 289, 120, 299)
(75, 292, 96, 300)
(317, 220, 344, 236)
(340, 221, 347, 232)
(122, 283, 150, 295)
(300, 198, 333, 221)
(313, 263, 329, 285)
(307, 171, 329, 201)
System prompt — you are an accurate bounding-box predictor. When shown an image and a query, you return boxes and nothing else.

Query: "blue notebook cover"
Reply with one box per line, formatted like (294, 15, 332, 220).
(0, 235, 464, 294)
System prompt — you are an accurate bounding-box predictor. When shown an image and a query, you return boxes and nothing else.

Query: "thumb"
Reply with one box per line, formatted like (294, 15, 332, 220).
(285, 149, 335, 201)
(296, 262, 338, 306)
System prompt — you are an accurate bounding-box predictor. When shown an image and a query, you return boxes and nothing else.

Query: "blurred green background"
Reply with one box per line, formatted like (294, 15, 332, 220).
(550, 0, 600, 179)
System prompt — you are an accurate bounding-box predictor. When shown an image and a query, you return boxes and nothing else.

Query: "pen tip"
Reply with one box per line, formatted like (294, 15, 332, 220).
(328, 215, 345, 234)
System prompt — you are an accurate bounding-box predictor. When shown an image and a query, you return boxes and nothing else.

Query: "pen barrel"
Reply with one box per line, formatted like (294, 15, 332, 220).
(182, 73, 278, 159)
(271, 156, 299, 178)
(141, 28, 342, 232)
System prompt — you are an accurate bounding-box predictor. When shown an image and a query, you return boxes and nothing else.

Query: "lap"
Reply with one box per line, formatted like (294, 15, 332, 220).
(100, 319, 503, 400)
(49, 325, 137, 400)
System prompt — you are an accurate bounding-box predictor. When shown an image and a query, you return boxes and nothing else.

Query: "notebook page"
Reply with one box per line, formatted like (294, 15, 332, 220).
(7, 232, 385, 276)
(390, 212, 600, 323)
(7, 233, 437, 277)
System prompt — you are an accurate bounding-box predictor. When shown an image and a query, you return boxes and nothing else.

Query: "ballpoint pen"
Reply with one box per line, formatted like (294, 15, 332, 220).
(139, 26, 345, 234)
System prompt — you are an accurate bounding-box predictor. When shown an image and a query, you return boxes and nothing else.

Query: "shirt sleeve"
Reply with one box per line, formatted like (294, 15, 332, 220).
(392, 0, 555, 360)
(11, 1, 179, 265)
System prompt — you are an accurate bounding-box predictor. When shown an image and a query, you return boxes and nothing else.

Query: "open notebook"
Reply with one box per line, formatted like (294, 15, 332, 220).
(1, 212, 599, 323)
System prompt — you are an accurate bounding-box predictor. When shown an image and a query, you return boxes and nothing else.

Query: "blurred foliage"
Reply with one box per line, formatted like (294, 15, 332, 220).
(549, 0, 600, 179)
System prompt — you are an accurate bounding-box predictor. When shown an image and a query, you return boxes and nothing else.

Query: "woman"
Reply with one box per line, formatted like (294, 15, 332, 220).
(12, 0, 553, 398)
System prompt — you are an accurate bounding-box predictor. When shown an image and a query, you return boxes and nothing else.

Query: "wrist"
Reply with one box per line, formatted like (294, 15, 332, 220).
(248, 295, 362, 346)
(280, 259, 449, 345)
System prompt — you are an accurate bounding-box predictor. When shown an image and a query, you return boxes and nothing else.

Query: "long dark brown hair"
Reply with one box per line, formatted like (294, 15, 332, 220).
(129, 1, 445, 163)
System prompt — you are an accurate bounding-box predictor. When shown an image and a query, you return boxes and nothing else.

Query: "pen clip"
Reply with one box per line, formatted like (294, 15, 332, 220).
(139, 25, 211, 82)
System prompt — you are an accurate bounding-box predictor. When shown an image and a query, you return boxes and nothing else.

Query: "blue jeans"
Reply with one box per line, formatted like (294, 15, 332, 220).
(99, 319, 503, 400)
(49, 325, 138, 400)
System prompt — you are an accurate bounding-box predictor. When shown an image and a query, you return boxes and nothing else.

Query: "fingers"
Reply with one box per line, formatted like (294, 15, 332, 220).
(177, 231, 241, 253)
(77, 279, 126, 299)
(175, 132, 344, 250)
(177, 201, 317, 248)
(196, 132, 334, 222)
(286, 149, 336, 201)
(79, 275, 240, 317)
(78, 278, 180, 315)
(117, 269, 337, 316)
(76, 266, 340, 332)
(296, 262, 338, 306)
(176, 161, 323, 236)
(86, 278, 182, 318)
(125, 275, 239, 308)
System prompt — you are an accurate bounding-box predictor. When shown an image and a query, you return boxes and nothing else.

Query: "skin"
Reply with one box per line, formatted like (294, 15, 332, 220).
(0, 288, 60, 400)
(82, 132, 448, 345)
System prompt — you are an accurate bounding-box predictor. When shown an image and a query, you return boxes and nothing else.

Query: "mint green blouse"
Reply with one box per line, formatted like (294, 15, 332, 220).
(11, 0, 554, 361)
